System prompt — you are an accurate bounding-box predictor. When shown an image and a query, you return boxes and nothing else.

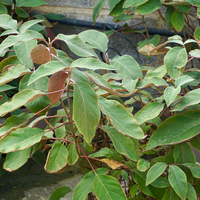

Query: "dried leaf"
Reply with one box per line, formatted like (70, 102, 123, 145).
(99, 158, 125, 170)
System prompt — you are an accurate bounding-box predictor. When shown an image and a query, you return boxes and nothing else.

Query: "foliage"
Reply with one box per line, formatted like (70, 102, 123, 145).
(0, 0, 200, 198)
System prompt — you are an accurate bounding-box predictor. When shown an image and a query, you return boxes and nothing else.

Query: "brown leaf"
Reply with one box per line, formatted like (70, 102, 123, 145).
(99, 158, 125, 170)
(47, 70, 68, 105)
(0, 95, 2, 101)
(30, 44, 57, 64)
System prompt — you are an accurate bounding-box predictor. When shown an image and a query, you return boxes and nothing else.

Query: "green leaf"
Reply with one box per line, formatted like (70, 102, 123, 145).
(173, 142, 196, 164)
(19, 19, 44, 33)
(162, 187, 179, 200)
(137, 34, 160, 49)
(0, 127, 44, 153)
(0, 4, 7, 14)
(122, 77, 138, 93)
(109, 0, 121, 12)
(19, 74, 51, 114)
(45, 13, 65, 20)
(168, 165, 187, 200)
(49, 186, 71, 200)
(0, 29, 18, 37)
(171, 10, 185, 32)
(186, 182, 197, 200)
(190, 135, 200, 152)
(0, 56, 22, 72)
(174, 5, 191, 13)
(136, 77, 168, 88)
(71, 58, 114, 70)
(55, 34, 97, 57)
(14, 39, 37, 69)
(102, 126, 140, 161)
(0, 64, 30, 86)
(73, 168, 109, 200)
(145, 65, 166, 78)
(173, 88, 200, 111)
(0, 84, 16, 92)
(99, 97, 144, 139)
(109, 0, 125, 17)
(0, 89, 45, 116)
(146, 162, 167, 186)
(0, 0, 13, 5)
(135, 102, 164, 125)
(124, 0, 148, 7)
(137, 159, 150, 172)
(15, 0, 47, 7)
(45, 143, 68, 173)
(165, 6, 174, 29)
(198, 6, 200, 18)
(111, 55, 142, 80)
(130, 185, 139, 197)
(93, 174, 127, 200)
(164, 86, 181, 107)
(183, 163, 200, 178)
(137, 0, 162, 15)
(150, 177, 170, 188)
(3, 147, 31, 171)
(146, 110, 200, 150)
(67, 143, 79, 165)
(93, 0, 107, 23)
(28, 61, 70, 85)
(72, 69, 100, 144)
(189, 49, 200, 58)
(15, 8, 30, 18)
(175, 75, 194, 87)
(79, 30, 108, 53)
(0, 14, 17, 30)
(0, 112, 34, 137)
(164, 46, 187, 79)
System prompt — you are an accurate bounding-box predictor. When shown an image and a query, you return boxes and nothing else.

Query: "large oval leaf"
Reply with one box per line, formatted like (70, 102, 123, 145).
(102, 126, 140, 161)
(0, 14, 17, 30)
(0, 89, 45, 116)
(171, 10, 185, 32)
(168, 165, 187, 200)
(55, 34, 97, 57)
(72, 69, 100, 144)
(44, 143, 68, 173)
(146, 110, 200, 150)
(0, 127, 44, 153)
(98, 97, 144, 139)
(79, 30, 108, 53)
(93, 175, 127, 200)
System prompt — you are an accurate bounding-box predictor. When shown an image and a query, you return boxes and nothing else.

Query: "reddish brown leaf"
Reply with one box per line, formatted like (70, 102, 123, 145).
(47, 70, 68, 105)
(0, 95, 2, 101)
(30, 44, 57, 64)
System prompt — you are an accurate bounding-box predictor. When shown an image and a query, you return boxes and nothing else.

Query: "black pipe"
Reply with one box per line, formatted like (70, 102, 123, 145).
(47, 18, 187, 37)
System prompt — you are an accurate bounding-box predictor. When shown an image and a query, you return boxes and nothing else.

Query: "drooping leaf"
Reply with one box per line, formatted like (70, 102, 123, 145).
(99, 158, 126, 170)
(0, 112, 34, 137)
(93, 175, 127, 200)
(135, 102, 164, 125)
(0, 127, 44, 153)
(45, 143, 68, 173)
(171, 10, 185, 32)
(45, 13, 65, 20)
(165, 6, 174, 29)
(186, 182, 197, 200)
(72, 69, 100, 144)
(19, 19, 44, 33)
(79, 30, 108, 53)
(73, 168, 109, 200)
(173, 142, 196, 164)
(184, 163, 200, 178)
(67, 143, 79, 165)
(162, 187, 179, 200)
(49, 186, 71, 200)
(164, 86, 181, 107)
(99, 97, 144, 139)
(0, 84, 15, 92)
(28, 61, 70, 85)
(146, 110, 200, 150)
(164, 46, 187, 79)
(30, 44, 57, 64)
(55, 34, 97, 57)
(173, 88, 200, 111)
(0, 14, 17, 30)
(175, 75, 194, 88)
(168, 165, 187, 200)
(111, 55, 142, 80)
(47, 70, 68, 105)
(136, 77, 168, 88)
(15, 8, 30, 18)
(15, 0, 47, 7)
(93, 0, 107, 23)
(0, 64, 30, 86)
(101, 126, 140, 161)
(146, 162, 167, 186)
(137, 0, 162, 15)
(3, 147, 31, 171)
(137, 159, 150, 172)
(0, 89, 45, 116)
(190, 135, 200, 152)
(71, 58, 114, 70)
(0, 29, 18, 37)
(14, 39, 37, 69)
